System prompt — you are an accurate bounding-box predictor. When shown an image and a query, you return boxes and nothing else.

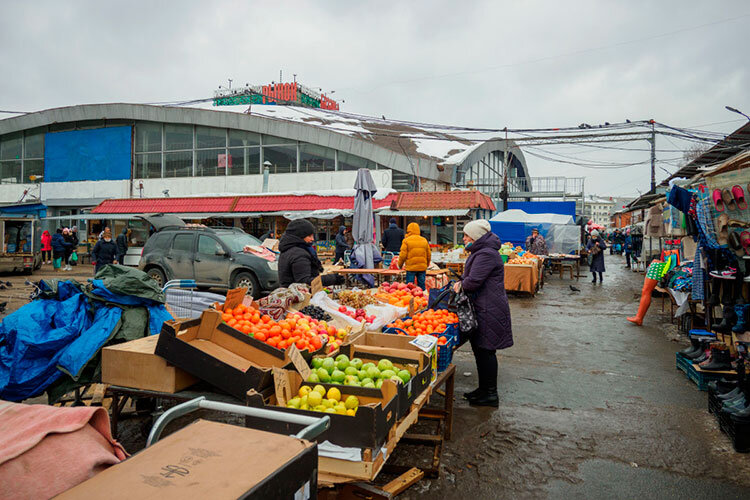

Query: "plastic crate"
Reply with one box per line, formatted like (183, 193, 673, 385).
(437, 335, 456, 372)
(675, 352, 735, 391)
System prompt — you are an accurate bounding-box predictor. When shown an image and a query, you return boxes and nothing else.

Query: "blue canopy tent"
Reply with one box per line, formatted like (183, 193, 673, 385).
(489, 210, 579, 254)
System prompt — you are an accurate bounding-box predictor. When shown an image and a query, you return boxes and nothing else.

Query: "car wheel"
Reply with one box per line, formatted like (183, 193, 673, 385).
(147, 267, 166, 288)
(231, 272, 259, 298)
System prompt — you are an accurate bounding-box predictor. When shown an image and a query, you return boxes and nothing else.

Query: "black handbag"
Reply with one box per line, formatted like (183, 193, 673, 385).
(449, 288, 478, 341)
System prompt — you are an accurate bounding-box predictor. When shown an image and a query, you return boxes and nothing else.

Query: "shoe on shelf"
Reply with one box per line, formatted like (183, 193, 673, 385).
(709, 268, 737, 279)
(701, 344, 732, 371)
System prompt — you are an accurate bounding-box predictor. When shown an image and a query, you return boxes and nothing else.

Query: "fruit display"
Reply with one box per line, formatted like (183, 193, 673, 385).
(385, 308, 459, 336)
(375, 282, 427, 309)
(337, 305, 376, 324)
(298, 305, 332, 322)
(221, 304, 349, 352)
(287, 384, 360, 416)
(306, 354, 412, 388)
(335, 290, 379, 309)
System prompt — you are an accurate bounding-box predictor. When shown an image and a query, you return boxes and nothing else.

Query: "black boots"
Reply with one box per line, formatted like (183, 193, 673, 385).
(467, 388, 499, 407)
(712, 305, 737, 333)
(700, 344, 732, 371)
(463, 388, 482, 400)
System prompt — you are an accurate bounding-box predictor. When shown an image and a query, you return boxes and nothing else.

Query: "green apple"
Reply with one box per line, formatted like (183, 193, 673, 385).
(362, 362, 376, 371)
(287, 397, 301, 409)
(311, 358, 323, 370)
(344, 395, 359, 409)
(380, 369, 396, 379)
(321, 357, 336, 374)
(317, 367, 331, 383)
(360, 378, 374, 386)
(344, 375, 360, 385)
(335, 354, 349, 363)
(350, 358, 363, 370)
(377, 359, 394, 372)
(307, 372, 320, 383)
(398, 370, 411, 383)
(363, 382, 376, 388)
(366, 366, 381, 380)
(344, 366, 359, 376)
(336, 359, 350, 371)
(331, 369, 346, 383)
(375, 378, 383, 388)
(357, 369, 369, 381)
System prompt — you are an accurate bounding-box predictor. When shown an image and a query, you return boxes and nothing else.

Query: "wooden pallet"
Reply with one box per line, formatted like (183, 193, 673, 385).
(53, 383, 113, 410)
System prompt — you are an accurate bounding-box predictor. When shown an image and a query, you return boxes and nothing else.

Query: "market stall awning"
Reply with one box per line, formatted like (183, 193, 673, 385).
(377, 209, 470, 217)
(391, 191, 496, 211)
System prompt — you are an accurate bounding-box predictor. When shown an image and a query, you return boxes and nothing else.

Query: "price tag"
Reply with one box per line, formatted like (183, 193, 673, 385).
(287, 344, 312, 380)
(409, 334, 438, 353)
(224, 288, 247, 309)
(272, 367, 291, 405)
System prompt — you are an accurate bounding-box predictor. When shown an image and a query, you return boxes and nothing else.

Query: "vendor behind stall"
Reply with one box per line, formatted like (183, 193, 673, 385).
(278, 219, 343, 287)
(334, 225, 351, 263)
(525, 227, 548, 255)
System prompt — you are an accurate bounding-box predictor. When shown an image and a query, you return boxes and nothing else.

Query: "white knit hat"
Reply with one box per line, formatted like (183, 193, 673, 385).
(591, 229, 599, 237)
(464, 219, 491, 241)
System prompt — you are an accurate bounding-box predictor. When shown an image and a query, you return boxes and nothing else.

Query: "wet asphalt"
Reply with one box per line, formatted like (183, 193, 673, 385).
(402, 253, 750, 499)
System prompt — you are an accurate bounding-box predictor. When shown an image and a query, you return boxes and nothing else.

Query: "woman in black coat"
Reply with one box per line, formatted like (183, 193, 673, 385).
(278, 219, 341, 287)
(586, 229, 607, 284)
(453, 219, 512, 407)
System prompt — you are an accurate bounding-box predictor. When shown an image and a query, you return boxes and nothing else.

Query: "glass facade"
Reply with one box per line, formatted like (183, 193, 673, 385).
(0, 118, 398, 185)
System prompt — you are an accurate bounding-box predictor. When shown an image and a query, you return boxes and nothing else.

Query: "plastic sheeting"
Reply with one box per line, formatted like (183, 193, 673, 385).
(44, 126, 132, 182)
(490, 210, 580, 253)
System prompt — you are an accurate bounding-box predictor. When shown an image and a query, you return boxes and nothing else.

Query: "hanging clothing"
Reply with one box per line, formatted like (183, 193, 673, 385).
(644, 204, 666, 237)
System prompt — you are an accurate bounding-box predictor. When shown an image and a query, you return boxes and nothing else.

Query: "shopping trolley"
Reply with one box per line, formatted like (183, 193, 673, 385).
(162, 279, 198, 319)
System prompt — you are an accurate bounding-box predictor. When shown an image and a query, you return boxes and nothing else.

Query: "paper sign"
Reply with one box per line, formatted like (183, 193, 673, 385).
(409, 334, 438, 353)
(224, 288, 247, 309)
(286, 344, 312, 380)
(272, 367, 291, 405)
(408, 297, 415, 316)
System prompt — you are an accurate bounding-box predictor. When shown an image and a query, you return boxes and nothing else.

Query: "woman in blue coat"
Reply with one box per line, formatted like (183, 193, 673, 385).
(586, 229, 607, 283)
(453, 219, 513, 407)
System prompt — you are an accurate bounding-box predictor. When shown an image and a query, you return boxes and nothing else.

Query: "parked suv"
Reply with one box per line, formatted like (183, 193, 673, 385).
(138, 214, 278, 298)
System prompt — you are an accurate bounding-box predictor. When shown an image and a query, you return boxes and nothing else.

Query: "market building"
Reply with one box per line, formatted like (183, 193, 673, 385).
(0, 100, 531, 240)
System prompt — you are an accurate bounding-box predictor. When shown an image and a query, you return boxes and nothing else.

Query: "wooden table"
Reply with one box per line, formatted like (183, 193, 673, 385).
(504, 263, 539, 295)
(545, 255, 581, 281)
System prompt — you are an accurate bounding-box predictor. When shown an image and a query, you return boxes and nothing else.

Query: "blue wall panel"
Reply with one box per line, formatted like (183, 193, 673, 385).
(44, 126, 132, 182)
(507, 201, 576, 217)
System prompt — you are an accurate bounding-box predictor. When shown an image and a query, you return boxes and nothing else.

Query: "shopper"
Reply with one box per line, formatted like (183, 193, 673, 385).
(67, 226, 80, 268)
(586, 229, 607, 283)
(116, 228, 129, 266)
(50, 228, 71, 272)
(40, 230, 52, 264)
(334, 225, 351, 264)
(453, 219, 512, 407)
(399, 222, 431, 289)
(525, 227, 549, 255)
(381, 218, 405, 254)
(91, 227, 118, 274)
(278, 219, 342, 287)
(624, 230, 634, 268)
(260, 229, 275, 242)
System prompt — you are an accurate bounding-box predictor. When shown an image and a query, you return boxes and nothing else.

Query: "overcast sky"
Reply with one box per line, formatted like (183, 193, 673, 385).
(1, 0, 747, 197)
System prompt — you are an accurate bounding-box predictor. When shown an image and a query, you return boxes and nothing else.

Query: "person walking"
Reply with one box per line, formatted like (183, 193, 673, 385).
(116, 228, 129, 266)
(525, 227, 549, 255)
(67, 226, 80, 268)
(586, 229, 607, 283)
(278, 219, 343, 287)
(91, 227, 118, 274)
(61, 228, 74, 271)
(399, 222, 431, 289)
(453, 220, 512, 407)
(40, 230, 52, 264)
(624, 230, 633, 268)
(381, 218, 405, 254)
(50, 228, 71, 272)
(334, 225, 351, 264)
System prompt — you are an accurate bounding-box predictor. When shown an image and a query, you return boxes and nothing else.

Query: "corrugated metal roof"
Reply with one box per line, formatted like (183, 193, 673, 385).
(378, 209, 470, 217)
(94, 197, 237, 214)
(233, 194, 395, 213)
(392, 190, 495, 211)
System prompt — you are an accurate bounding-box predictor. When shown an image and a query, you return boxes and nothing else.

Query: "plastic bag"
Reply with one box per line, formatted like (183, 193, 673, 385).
(309, 291, 407, 330)
(70, 252, 78, 263)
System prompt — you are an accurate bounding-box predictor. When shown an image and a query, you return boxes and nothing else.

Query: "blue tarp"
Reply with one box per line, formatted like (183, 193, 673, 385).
(507, 201, 577, 217)
(44, 126, 132, 182)
(0, 274, 171, 402)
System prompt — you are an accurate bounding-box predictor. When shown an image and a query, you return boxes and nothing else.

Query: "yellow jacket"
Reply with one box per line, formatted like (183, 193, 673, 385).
(399, 223, 431, 272)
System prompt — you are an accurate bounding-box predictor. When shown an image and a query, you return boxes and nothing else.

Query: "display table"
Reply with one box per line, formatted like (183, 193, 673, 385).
(504, 263, 539, 295)
(545, 254, 581, 281)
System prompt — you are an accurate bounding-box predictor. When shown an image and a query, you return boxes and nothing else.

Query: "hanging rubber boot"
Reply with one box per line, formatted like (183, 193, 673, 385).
(627, 278, 657, 326)
(732, 304, 749, 334)
(701, 344, 732, 371)
(712, 305, 737, 333)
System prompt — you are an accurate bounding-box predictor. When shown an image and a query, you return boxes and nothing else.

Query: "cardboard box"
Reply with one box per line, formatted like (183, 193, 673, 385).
(58, 420, 317, 499)
(344, 330, 438, 382)
(336, 344, 431, 419)
(246, 370, 399, 449)
(155, 311, 292, 400)
(102, 335, 198, 393)
(262, 238, 280, 252)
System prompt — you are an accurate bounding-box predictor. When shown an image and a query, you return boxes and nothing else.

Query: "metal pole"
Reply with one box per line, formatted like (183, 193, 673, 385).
(501, 128, 509, 211)
(650, 121, 656, 193)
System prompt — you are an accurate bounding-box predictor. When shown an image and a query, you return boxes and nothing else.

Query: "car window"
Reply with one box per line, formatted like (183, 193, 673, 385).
(172, 234, 194, 252)
(217, 232, 262, 252)
(147, 232, 171, 251)
(198, 235, 222, 255)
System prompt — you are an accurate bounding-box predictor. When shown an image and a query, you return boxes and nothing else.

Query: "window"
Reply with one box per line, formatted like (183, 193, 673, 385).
(172, 234, 194, 252)
(263, 135, 295, 146)
(0, 133, 22, 160)
(300, 144, 335, 172)
(24, 133, 44, 158)
(196, 149, 224, 177)
(198, 235, 222, 255)
(229, 130, 260, 148)
(146, 232, 171, 251)
(164, 151, 192, 177)
(338, 151, 377, 171)
(228, 147, 260, 175)
(136, 153, 162, 179)
(263, 145, 297, 174)
(165, 124, 193, 151)
(217, 232, 261, 252)
(24, 159, 44, 182)
(135, 123, 162, 153)
(0, 160, 22, 183)
(196, 126, 226, 149)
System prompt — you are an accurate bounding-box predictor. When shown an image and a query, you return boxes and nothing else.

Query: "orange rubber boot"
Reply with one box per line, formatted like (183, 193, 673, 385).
(627, 278, 657, 326)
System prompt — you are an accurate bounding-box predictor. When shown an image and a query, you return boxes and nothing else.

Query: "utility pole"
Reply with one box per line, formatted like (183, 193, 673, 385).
(501, 127, 509, 211)
(649, 119, 656, 193)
